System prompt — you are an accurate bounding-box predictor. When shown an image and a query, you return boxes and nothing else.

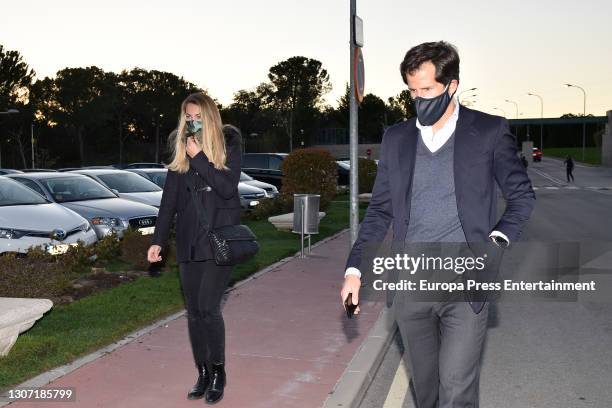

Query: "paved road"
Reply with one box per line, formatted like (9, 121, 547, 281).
(360, 157, 612, 407)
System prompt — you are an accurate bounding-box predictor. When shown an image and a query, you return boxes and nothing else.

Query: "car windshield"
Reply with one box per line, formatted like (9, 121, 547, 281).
(97, 172, 162, 193)
(0, 178, 49, 206)
(43, 176, 117, 202)
(240, 172, 253, 181)
(147, 171, 167, 188)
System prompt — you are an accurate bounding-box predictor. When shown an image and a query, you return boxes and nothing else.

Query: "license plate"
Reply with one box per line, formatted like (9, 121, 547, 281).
(47, 242, 80, 255)
(138, 226, 155, 235)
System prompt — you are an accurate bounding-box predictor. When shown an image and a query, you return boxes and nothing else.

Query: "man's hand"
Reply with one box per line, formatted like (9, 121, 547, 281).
(340, 275, 361, 315)
(147, 245, 163, 263)
(186, 136, 201, 159)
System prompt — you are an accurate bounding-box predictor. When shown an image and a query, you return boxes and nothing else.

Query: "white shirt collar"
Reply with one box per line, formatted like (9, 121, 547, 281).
(416, 99, 460, 153)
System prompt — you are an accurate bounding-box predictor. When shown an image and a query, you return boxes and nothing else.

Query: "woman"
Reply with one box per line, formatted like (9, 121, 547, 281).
(147, 92, 242, 404)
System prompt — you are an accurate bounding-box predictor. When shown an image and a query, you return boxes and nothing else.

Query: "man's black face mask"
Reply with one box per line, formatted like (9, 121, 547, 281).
(414, 82, 457, 126)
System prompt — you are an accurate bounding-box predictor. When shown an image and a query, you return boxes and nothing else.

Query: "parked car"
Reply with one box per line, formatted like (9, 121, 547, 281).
(4, 172, 158, 239)
(58, 166, 116, 172)
(532, 147, 542, 162)
(0, 169, 24, 175)
(240, 172, 278, 198)
(241, 153, 287, 189)
(336, 161, 350, 186)
(68, 169, 162, 207)
(0, 176, 97, 254)
(20, 168, 57, 173)
(126, 168, 168, 189)
(122, 162, 166, 169)
(238, 183, 266, 210)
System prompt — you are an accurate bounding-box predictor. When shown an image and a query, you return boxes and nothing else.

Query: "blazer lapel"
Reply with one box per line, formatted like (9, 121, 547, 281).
(453, 105, 477, 224)
(397, 121, 419, 213)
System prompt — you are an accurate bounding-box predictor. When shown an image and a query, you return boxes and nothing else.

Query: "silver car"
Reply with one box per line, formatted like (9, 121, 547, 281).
(240, 172, 279, 198)
(5, 172, 158, 239)
(128, 168, 266, 210)
(0, 176, 97, 254)
(126, 168, 168, 189)
(69, 169, 163, 208)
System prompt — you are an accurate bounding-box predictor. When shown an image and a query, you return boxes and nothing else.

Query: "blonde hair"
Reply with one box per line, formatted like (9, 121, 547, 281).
(167, 92, 228, 173)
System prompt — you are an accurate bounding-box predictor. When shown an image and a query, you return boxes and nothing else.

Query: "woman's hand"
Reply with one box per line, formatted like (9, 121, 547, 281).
(147, 244, 163, 263)
(186, 136, 201, 159)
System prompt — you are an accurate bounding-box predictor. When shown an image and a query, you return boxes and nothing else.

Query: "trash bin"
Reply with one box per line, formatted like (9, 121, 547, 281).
(292, 194, 321, 234)
(292, 194, 320, 257)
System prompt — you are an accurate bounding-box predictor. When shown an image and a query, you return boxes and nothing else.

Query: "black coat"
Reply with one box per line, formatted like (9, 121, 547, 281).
(151, 126, 242, 262)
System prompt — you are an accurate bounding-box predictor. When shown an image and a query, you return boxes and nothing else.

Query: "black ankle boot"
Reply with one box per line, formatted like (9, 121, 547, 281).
(204, 363, 225, 404)
(187, 363, 210, 400)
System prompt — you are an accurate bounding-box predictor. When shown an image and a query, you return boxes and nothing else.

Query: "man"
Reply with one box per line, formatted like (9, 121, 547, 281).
(564, 155, 575, 182)
(340, 41, 535, 407)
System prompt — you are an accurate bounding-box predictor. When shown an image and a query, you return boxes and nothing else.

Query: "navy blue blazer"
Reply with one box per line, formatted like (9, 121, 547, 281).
(151, 126, 242, 263)
(345, 106, 536, 312)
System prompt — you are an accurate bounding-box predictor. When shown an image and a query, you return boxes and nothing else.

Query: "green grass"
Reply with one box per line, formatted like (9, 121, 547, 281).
(543, 147, 601, 165)
(0, 193, 366, 390)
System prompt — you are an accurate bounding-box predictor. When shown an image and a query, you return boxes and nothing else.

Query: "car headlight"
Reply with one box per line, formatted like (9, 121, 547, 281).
(0, 228, 27, 239)
(79, 221, 91, 232)
(91, 217, 121, 227)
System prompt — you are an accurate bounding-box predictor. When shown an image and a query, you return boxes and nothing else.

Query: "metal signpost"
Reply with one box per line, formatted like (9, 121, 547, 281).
(349, 0, 364, 247)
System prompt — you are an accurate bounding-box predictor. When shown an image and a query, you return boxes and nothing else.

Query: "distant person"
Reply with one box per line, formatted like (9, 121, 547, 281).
(147, 92, 242, 404)
(340, 41, 535, 407)
(564, 155, 575, 182)
(520, 153, 528, 168)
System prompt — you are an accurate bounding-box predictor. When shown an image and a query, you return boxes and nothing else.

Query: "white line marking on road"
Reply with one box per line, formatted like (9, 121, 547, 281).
(545, 187, 559, 190)
(383, 357, 410, 408)
(530, 168, 566, 186)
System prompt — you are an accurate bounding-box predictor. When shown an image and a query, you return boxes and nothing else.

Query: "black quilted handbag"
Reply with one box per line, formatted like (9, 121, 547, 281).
(188, 176, 259, 266)
(208, 224, 259, 266)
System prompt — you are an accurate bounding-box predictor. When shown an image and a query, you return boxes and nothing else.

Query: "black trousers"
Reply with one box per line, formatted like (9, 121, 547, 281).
(179, 259, 233, 365)
(566, 168, 574, 182)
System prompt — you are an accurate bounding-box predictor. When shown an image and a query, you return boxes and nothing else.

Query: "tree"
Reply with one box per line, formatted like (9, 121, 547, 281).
(0, 44, 35, 109)
(267, 56, 331, 151)
(115, 68, 198, 164)
(387, 89, 415, 122)
(33, 67, 115, 166)
(0, 44, 37, 168)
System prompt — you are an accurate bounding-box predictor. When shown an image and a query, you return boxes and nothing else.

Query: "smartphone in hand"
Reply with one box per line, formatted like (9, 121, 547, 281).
(344, 293, 359, 319)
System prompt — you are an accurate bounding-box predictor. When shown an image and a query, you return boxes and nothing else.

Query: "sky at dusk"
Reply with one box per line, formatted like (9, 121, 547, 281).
(2, 0, 611, 118)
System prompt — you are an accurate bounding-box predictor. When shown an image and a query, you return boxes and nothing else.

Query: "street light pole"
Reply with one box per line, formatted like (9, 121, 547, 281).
(459, 93, 477, 105)
(31, 124, 35, 168)
(564, 83, 587, 161)
(458, 87, 477, 102)
(493, 107, 506, 117)
(505, 99, 519, 119)
(527, 92, 544, 151)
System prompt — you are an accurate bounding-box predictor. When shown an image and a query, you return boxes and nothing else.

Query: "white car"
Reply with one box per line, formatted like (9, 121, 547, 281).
(69, 169, 163, 207)
(0, 176, 98, 255)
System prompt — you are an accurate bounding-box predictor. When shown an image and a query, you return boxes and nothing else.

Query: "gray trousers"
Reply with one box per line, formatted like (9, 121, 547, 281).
(392, 294, 489, 408)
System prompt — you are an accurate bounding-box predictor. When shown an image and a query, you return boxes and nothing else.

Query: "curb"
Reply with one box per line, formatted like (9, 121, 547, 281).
(323, 306, 398, 408)
(0, 228, 351, 406)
